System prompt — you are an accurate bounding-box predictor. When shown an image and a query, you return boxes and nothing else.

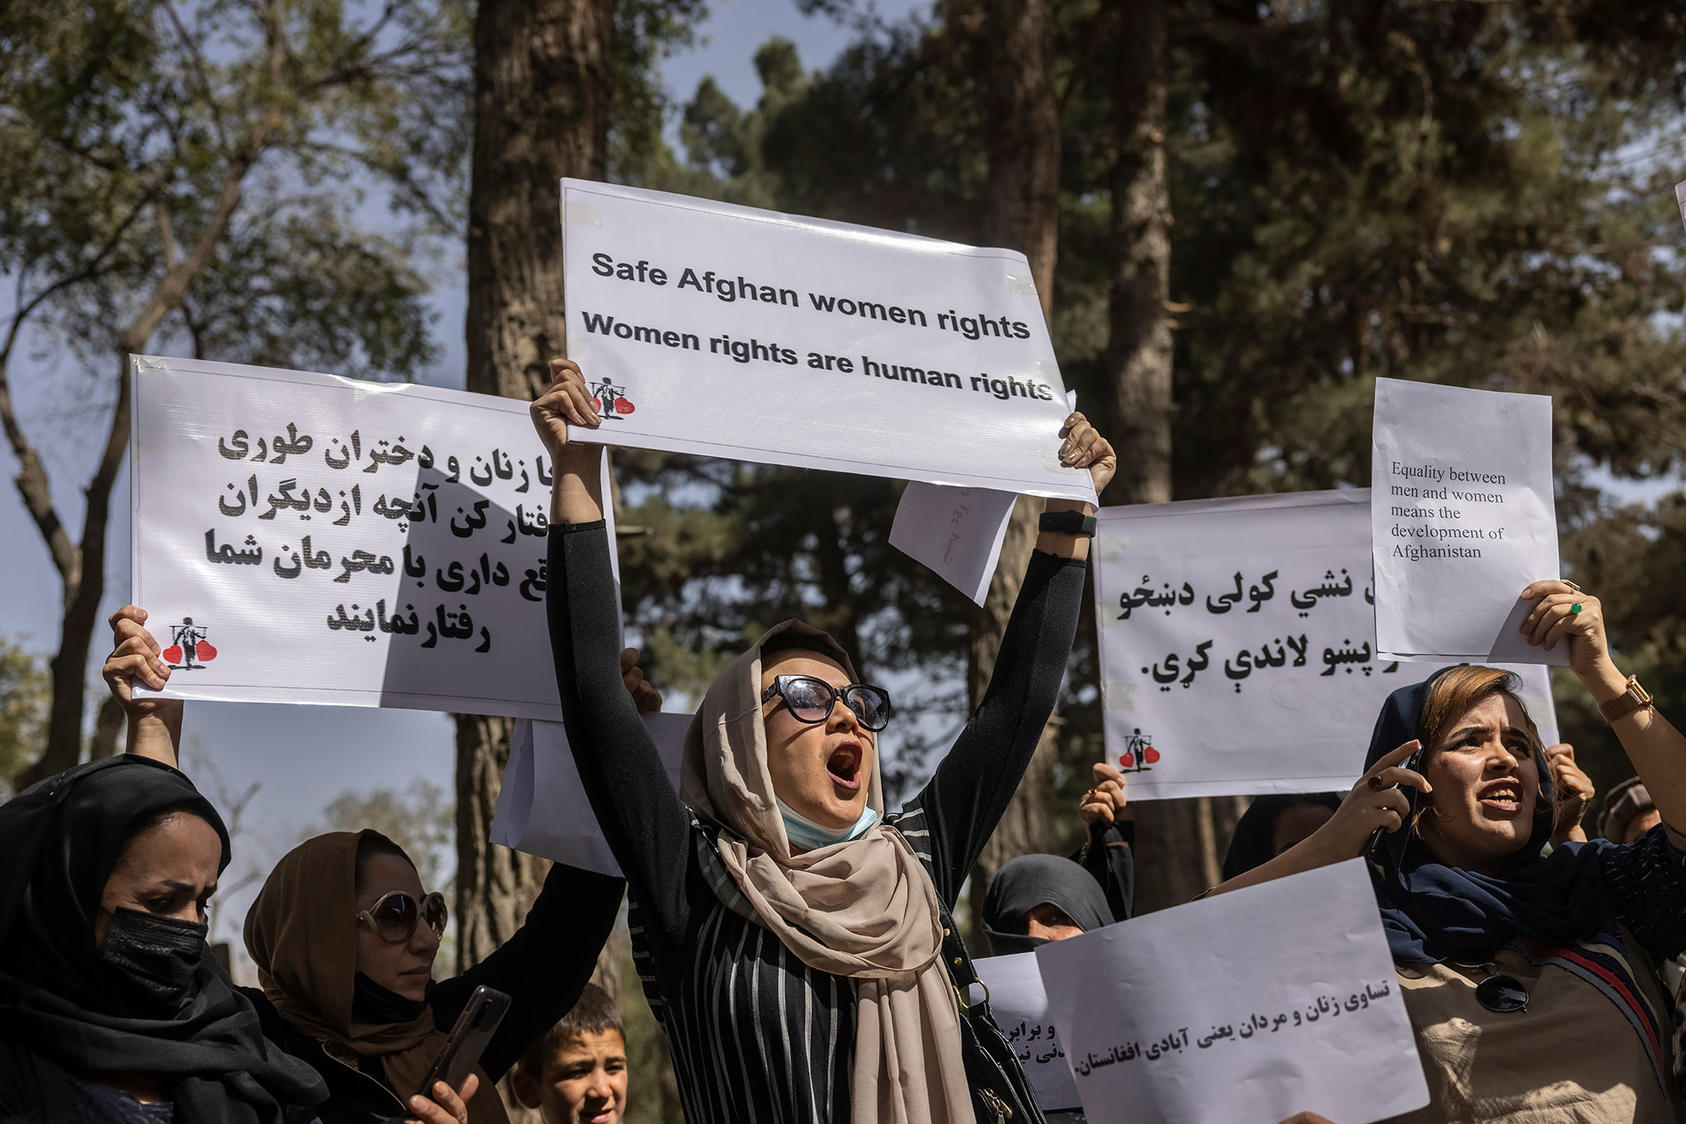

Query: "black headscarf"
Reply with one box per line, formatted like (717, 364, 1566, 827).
(981, 854, 1113, 956)
(0, 756, 325, 1122)
(1220, 793, 1342, 881)
(1365, 669, 1616, 965)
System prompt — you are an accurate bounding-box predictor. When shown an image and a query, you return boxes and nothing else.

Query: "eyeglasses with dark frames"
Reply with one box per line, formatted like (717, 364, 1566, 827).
(355, 890, 448, 944)
(760, 675, 893, 731)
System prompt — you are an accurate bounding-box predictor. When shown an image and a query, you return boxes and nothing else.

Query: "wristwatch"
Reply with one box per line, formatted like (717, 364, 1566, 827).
(1039, 510, 1097, 537)
(1598, 675, 1654, 724)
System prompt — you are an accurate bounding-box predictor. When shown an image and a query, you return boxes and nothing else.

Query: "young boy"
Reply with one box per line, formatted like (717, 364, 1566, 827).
(511, 983, 628, 1124)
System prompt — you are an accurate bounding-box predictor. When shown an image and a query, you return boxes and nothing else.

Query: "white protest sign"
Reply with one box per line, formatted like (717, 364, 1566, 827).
(1676, 180, 1686, 234)
(971, 953, 1081, 1112)
(130, 355, 615, 720)
(491, 713, 690, 874)
(559, 179, 1094, 503)
(1093, 490, 1556, 801)
(889, 483, 1016, 605)
(1036, 858, 1428, 1124)
(1372, 378, 1563, 664)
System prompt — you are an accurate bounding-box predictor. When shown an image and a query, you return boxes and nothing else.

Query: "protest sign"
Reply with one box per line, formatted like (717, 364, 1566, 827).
(1676, 180, 1686, 234)
(970, 953, 1081, 1112)
(129, 355, 615, 720)
(1371, 378, 1563, 664)
(1036, 858, 1428, 1124)
(889, 482, 1016, 605)
(491, 713, 690, 875)
(559, 179, 1094, 503)
(1093, 490, 1557, 801)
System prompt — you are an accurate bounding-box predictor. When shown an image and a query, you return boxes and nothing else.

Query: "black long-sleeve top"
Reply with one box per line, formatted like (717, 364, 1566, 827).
(547, 520, 1087, 1123)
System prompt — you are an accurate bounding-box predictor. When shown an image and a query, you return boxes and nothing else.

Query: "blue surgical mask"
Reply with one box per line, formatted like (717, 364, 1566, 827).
(777, 797, 879, 852)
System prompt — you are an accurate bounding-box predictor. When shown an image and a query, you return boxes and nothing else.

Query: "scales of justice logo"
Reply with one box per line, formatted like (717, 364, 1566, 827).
(162, 617, 218, 670)
(589, 377, 636, 421)
(1118, 728, 1160, 773)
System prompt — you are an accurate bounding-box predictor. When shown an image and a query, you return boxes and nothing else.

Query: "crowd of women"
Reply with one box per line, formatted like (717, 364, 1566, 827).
(2, 356, 1685, 1124)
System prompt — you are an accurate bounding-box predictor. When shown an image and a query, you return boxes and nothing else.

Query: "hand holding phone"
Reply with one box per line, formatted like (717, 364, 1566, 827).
(416, 985, 512, 1099)
(407, 1073, 479, 1124)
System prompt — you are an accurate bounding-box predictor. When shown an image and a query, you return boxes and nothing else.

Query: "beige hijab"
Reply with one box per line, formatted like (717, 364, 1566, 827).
(680, 620, 972, 1124)
(244, 832, 507, 1124)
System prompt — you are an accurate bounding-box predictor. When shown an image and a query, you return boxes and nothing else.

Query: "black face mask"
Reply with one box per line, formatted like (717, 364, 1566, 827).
(352, 971, 430, 1025)
(99, 907, 208, 1016)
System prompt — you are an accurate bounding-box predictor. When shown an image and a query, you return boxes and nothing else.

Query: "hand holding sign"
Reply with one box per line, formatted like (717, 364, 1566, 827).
(1518, 578, 1611, 681)
(531, 358, 608, 525)
(1057, 411, 1115, 493)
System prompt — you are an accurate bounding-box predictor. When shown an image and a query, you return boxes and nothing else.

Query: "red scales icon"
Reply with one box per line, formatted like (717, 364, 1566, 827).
(161, 618, 218, 670)
(589, 378, 636, 419)
(1118, 728, 1160, 772)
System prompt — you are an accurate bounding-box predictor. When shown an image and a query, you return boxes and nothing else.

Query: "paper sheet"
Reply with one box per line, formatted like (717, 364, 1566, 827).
(1371, 378, 1564, 665)
(490, 713, 691, 875)
(889, 482, 1016, 605)
(560, 179, 1095, 503)
(1036, 858, 1428, 1124)
(971, 952, 1082, 1112)
(129, 355, 618, 719)
(1094, 489, 1556, 800)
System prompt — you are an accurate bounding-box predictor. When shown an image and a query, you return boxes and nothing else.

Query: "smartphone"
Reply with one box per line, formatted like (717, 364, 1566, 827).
(417, 985, 512, 1098)
(1367, 745, 1425, 859)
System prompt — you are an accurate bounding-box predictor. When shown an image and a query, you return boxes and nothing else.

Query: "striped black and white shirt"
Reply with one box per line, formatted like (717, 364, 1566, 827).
(548, 522, 1087, 1122)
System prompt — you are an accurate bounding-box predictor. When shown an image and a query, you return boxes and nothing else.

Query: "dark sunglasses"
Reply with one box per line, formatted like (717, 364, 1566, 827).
(355, 890, 448, 944)
(760, 675, 892, 731)
(1475, 972, 1529, 1014)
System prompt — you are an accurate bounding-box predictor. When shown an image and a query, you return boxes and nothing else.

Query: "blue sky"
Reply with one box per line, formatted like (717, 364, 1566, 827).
(0, 0, 928, 963)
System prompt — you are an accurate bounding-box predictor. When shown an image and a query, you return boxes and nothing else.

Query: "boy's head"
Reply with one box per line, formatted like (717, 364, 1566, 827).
(512, 983, 628, 1124)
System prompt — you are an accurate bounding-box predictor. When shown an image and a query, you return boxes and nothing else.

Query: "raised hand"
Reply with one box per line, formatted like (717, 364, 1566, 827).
(1546, 742, 1593, 846)
(529, 357, 602, 466)
(1058, 411, 1116, 494)
(621, 647, 663, 714)
(1079, 761, 1129, 826)
(1314, 738, 1431, 860)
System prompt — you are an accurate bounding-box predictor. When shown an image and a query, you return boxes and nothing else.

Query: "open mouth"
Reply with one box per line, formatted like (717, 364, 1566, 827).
(1478, 779, 1522, 815)
(826, 742, 863, 792)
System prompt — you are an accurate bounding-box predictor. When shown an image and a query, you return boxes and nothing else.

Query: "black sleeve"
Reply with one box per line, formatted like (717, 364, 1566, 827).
(546, 522, 695, 948)
(1069, 821, 1135, 923)
(430, 862, 623, 1081)
(914, 549, 1087, 905)
(1603, 824, 1686, 964)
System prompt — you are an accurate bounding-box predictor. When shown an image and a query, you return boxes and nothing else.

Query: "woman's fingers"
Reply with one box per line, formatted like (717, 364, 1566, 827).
(408, 1076, 474, 1124)
(1367, 764, 1432, 794)
(1091, 761, 1125, 785)
(1361, 738, 1421, 781)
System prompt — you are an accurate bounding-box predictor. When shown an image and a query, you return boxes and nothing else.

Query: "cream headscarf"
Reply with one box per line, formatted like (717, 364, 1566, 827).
(244, 832, 507, 1124)
(680, 620, 972, 1124)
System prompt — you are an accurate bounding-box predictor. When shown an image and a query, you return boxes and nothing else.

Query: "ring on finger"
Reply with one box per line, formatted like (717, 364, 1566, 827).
(1564, 579, 1582, 593)
(1569, 603, 1583, 616)
(1366, 774, 1386, 792)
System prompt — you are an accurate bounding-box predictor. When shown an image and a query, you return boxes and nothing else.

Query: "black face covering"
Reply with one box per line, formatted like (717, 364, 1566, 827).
(0, 756, 326, 1122)
(99, 908, 211, 1016)
(351, 971, 429, 1025)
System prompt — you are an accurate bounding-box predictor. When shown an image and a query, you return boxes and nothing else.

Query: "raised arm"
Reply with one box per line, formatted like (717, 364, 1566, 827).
(432, 860, 625, 1081)
(535, 359, 695, 944)
(102, 605, 183, 769)
(1519, 580, 1686, 835)
(915, 414, 1112, 902)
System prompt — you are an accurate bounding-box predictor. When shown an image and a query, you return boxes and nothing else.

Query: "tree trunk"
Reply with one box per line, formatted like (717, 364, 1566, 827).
(963, 0, 1064, 940)
(461, 1, 614, 1112)
(1099, 0, 1239, 911)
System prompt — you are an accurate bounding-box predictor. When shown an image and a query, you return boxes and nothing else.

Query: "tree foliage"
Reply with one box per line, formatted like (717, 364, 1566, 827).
(608, 0, 1686, 849)
(314, 776, 455, 891)
(0, 636, 50, 798)
(1, 0, 470, 785)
